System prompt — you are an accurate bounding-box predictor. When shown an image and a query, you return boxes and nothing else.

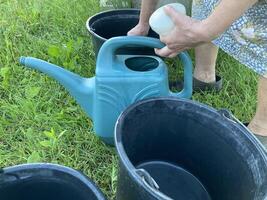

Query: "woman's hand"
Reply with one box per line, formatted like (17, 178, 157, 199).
(155, 6, 214, 58)
(127, 23, 150, 36)
(128, 0, 158, 36)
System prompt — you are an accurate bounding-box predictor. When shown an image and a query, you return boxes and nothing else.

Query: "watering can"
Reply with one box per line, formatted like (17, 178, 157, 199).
(20, 36, 192, 145)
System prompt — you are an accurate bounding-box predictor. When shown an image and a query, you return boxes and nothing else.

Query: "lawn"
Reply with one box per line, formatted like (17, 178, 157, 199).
(0, 0, 259, 199)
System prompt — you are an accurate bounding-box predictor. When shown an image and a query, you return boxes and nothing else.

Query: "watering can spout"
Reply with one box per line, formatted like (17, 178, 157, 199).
(20, 57, 94, 119)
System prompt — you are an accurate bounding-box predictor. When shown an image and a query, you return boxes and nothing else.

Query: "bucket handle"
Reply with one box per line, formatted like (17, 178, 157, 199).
(0, 168, 20, 180)
(217, 109, 239, 125)
(136, 169, 173, 200)
(218, 109, 267, 155)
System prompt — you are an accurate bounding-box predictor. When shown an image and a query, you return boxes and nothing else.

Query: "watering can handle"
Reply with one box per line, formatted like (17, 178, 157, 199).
(97, 36, 192, 98)
(170, 51, 192, 99)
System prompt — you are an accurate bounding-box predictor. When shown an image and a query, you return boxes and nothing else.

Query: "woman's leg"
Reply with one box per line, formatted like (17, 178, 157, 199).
(195, 43, 267, 138)
(194, 42, 218, 83)
(249, 76, 267, 136)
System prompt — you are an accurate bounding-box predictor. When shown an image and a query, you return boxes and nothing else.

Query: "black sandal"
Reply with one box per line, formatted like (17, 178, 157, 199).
(170, 75, 223, 92)
(193, 75, 223, 92)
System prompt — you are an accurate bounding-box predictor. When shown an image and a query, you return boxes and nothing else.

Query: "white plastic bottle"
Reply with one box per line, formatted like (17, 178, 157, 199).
(149, 3, 186, 36)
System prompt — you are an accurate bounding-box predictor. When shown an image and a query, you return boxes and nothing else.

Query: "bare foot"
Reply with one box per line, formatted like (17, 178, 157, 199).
(248, 118, 267, 137)
(193, 70, 216, 83)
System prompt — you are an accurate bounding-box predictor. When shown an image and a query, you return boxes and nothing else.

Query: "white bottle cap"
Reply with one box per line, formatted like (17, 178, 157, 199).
(149, 3, 186, 36)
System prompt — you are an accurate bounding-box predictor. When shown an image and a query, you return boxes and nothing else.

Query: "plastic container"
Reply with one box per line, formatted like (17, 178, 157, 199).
(157, 0, 192, 16)
(149, 3, 186, 36)
(115, 97, 267, 200)
(0, 163, 106, 200)
(86, 9, 159, 58)
(132, 0, 192, 16)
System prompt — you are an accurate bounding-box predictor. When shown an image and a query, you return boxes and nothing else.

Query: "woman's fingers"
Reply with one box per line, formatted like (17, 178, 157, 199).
(155, 46, 185, 58)
(168, 52, 179, 58)
(155, 46, 173, 57)
(168, 48, 187, 58)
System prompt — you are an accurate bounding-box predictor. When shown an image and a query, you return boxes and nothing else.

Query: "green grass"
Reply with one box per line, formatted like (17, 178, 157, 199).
(0, 0, 259, 199)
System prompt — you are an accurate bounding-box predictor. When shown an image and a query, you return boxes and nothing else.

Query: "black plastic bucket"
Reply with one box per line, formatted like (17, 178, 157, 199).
(0, 163, 106, 200)
(86, 9, 159, 57)
(115, 97, 267, 200)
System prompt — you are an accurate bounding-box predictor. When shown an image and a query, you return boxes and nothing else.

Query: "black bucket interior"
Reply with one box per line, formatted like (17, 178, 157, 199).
(117, 98, 267, 200)
(125, 57, 159, 72)
(88, 9, 159, 56)
(0, 165, 105, 200)
(89, 9, 158, 40)
(137, 161, 211, 199)
(90, 15, 139, 39)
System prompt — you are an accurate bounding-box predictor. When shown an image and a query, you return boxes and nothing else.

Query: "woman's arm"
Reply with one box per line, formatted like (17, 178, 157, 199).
(128, 0, 159, 36)
(156, 0, 258, 57)
(138, 0, 159, 25)
(203, 0, 258, 40)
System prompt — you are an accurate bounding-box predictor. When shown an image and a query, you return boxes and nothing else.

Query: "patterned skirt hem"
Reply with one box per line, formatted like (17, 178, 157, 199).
(212, 34, 267, 76)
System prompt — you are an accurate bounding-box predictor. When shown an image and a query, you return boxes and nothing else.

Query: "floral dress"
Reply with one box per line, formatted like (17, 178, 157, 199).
(192, 0, 267, 77)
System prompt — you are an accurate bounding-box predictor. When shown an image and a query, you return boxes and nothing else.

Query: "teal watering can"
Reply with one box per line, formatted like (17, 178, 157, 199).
(20, 36, 192, 145)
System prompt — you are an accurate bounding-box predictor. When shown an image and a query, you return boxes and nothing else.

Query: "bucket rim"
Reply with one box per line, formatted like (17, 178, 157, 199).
(1, 163, 106, 200)
(114, 97, 267, 199)
(86, 8, 141, 42)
